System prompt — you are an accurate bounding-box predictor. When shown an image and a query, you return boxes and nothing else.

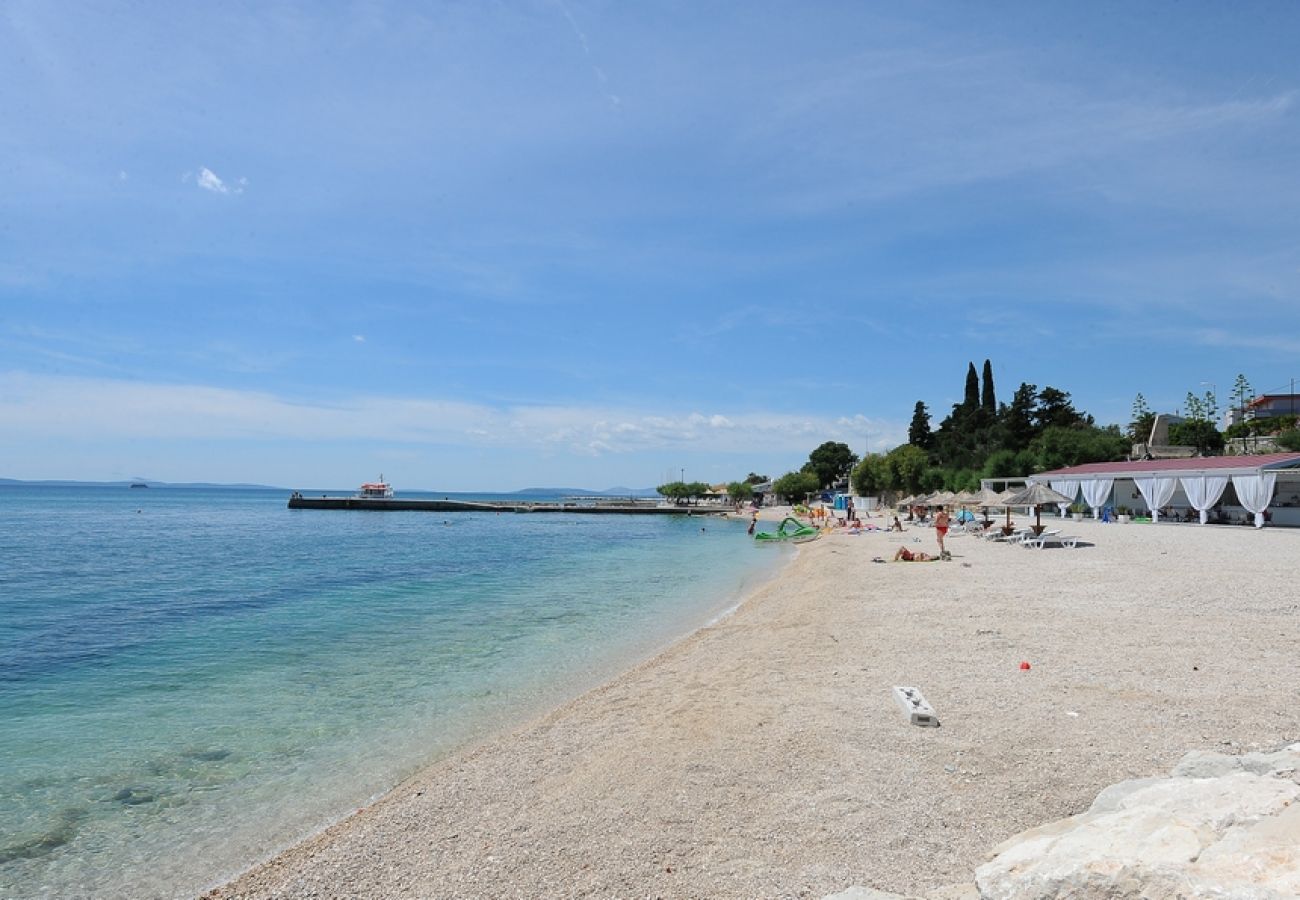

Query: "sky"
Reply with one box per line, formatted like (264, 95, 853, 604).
(3, 1, 1300, 490)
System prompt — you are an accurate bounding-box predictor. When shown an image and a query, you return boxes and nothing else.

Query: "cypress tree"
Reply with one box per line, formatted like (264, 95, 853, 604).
(963, 362, 979, 410)
(981, 359, 996, 413)
(908, 401, 933, 449)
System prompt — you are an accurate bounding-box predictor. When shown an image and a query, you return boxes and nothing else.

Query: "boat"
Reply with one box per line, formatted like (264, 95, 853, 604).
(753, 516, 820, 543)
(355, 476, 394, 499)
(129, 482, 149, 489)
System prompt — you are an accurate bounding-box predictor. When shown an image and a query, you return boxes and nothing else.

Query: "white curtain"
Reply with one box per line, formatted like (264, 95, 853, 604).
(1133, 476, 1179, 522)
(1080, 478, 1114, 519)
(1232, 473, 1277, 528)
(1050, 479, 1079, 517)
(1179, 475, 1229, 525)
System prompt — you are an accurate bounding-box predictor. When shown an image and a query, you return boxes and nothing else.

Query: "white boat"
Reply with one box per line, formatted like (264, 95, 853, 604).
(355, 476, 394, 499)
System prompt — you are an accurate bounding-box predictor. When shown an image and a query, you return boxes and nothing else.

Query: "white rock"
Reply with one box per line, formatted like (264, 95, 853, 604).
(975, 756, 1300, 900)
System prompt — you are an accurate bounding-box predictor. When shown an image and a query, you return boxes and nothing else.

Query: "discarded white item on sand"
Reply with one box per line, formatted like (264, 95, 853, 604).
(892, 686, 939, 727)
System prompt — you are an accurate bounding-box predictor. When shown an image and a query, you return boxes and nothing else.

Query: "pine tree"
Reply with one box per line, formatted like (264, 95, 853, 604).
(981, 359, 996, 413)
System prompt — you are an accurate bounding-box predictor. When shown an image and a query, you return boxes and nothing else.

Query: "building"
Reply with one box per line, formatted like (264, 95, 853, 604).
(1030, 452, 1300, 527)
(1225, 394, 1300, 428)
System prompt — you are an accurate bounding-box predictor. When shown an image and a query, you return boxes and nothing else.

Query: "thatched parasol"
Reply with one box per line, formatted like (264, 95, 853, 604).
(1002, 483, 1076, 534)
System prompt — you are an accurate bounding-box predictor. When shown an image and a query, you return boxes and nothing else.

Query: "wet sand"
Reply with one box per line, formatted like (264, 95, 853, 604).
(209, 515, 1300, 898)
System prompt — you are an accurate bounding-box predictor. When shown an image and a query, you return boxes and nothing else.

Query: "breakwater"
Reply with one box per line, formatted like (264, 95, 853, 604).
(287, 494, 723, 515)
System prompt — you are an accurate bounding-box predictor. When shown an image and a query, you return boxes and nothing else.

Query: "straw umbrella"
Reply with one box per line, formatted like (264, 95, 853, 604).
(967, 487, 1003, 528)
(1002, 483, 1076, 535)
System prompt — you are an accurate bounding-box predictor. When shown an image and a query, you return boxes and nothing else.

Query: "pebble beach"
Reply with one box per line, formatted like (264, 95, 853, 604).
(209, 513, 1300, 898)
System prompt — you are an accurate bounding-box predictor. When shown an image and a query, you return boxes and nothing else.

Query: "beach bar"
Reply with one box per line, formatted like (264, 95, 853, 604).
(1030, 451, 1300, 527)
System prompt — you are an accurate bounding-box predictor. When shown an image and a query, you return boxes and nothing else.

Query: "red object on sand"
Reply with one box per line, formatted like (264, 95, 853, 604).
(1019, 661, 1031, 670)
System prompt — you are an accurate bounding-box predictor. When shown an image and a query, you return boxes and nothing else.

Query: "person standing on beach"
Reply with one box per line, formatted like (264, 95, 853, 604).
(934, 508, 950, 554)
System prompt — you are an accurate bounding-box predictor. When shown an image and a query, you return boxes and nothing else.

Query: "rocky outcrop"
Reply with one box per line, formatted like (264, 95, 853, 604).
(824, 744, 1300, 900)
(974, 743, 1300, 899)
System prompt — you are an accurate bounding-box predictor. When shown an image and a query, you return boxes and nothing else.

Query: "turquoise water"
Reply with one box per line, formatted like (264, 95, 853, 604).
(0, 486, 786, 898)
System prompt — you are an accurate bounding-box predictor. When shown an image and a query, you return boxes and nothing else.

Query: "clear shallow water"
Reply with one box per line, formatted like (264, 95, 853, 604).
(0, 486, 787, 898)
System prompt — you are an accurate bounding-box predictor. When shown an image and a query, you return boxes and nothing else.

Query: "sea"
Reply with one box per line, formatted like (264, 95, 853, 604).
(0, 485, 789, 898)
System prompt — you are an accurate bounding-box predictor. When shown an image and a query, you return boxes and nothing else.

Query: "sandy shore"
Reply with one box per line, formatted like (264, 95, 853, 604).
(209, 514, 1300, 898)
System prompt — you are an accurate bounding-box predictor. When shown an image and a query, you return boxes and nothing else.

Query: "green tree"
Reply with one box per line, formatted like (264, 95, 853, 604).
(656, 481, 689, 504)
(726, 481, 754, 503)
(908, 401, 933, 449)
(1029, 425, 1127, 472)
(1231, 374, 1254, 420)
(851, 454, 891, 498)
(1000, 382, 1039, 451)
(963, 361, 980, 410)
(804, 441, 858, 489)
(656, 480, 712, 505)
(772, 470, 820, 503)
(981, 449, 1021, 480)
(980, 359, 996, 413)
(1276, 430, 1300, 451)
(1035, 386, 1090, 431)
(1168, 420, 1224, 455)
(745, 472, 769, 484)
(886, 445, 929, 494)
(1129, 393, 1154, 444)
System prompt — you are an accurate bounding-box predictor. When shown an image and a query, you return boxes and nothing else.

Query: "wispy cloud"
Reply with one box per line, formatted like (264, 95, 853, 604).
(554, 0, 621, 110)
(0, 372, 905, 455)
(191, 166, 246, 195)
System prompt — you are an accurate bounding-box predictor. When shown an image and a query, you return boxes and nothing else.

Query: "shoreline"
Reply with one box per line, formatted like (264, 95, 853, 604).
(209, 515, 1300, 898)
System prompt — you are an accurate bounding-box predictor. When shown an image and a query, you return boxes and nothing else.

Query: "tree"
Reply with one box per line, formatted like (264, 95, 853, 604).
(963, 362, 980, 411)
(907, 401, 933, 449)
(745, 472, 769, 485)
(805, 441, 858, 489)
(1029, 425, 1127, 472)
(1169, 420, 1224, 456)
(1129, 393, 1154, 444)
(1000, 382, 1039, 451)
(656, 481, 689, 504)
(1231, 374, 1255, 424)
(1276, 430, 1300, 451)
(980, 359, 996, 413)
(656, 480, 712, 505)
(1034, 386, 1090, 431)
(886, 445, 929, 495)
(851, 454, 891, 498)
(772, 470, 819, 503)
(726, 481, 754, 503)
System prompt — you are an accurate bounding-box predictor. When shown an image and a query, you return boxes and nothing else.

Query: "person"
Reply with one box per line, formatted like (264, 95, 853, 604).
(934, 508, 950, 553)
(894, 546, 934, 562)
(890, 516, 905, 532)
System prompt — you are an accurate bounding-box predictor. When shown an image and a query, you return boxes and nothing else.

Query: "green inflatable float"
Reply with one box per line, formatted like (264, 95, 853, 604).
(753, 516, 820, 543)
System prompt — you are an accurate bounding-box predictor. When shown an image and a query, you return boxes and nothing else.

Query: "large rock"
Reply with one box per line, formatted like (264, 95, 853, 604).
(974, 743, 1300, 899)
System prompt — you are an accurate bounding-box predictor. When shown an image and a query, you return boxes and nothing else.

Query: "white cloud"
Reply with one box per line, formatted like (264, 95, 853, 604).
(353, 334, 366, 343)
(197, 167, 227, 193)
(196, 166, 245, 195)
(0, 372, 906, 457)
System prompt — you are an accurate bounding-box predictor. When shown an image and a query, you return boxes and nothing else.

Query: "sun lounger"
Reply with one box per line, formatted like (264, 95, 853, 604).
(1023, 532, 1080, 549)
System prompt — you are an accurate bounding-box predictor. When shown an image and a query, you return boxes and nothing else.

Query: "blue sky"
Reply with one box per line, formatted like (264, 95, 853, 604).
(3, 1, 1300, 490)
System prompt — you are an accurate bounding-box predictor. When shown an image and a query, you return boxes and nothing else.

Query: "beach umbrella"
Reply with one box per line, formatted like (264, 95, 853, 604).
(967, 487, 1003, 526)
(929, 490, 957, 507)
(1002, 483, 1076, 534)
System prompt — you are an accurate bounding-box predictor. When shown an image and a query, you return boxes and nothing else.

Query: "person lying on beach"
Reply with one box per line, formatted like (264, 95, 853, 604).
(894, 547, 935, 562)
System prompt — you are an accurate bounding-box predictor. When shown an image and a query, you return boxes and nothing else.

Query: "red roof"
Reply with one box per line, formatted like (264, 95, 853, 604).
(1038, 452, 1300, 478)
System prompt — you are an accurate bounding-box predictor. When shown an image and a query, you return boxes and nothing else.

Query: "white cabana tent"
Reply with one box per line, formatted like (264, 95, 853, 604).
(1031, 452, 1300, 528)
